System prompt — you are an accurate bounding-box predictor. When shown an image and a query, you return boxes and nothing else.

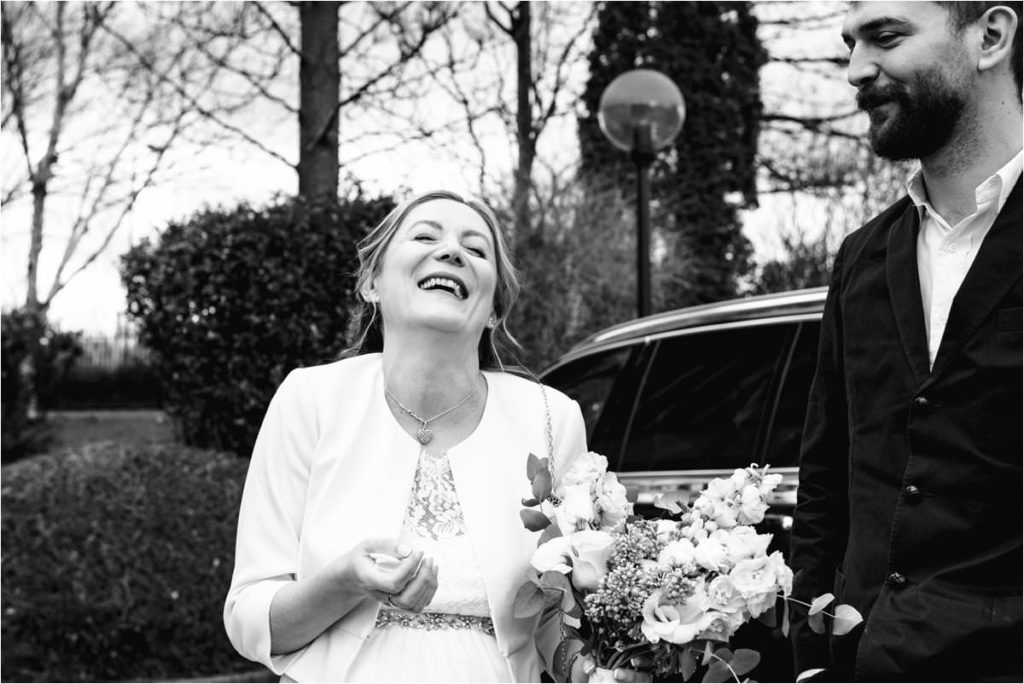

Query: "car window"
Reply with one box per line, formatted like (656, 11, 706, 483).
(542, 346, 636, 444)
(618, 324, 795, 472)
(762, 320, 820, 468)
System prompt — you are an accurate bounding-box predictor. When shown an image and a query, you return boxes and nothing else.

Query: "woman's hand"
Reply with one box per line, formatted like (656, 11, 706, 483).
(337, 538, 439, 612)
(570, 654, 653, 683)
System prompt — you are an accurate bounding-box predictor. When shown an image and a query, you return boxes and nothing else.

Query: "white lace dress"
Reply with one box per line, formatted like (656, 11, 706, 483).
(345, 448, 512, 683)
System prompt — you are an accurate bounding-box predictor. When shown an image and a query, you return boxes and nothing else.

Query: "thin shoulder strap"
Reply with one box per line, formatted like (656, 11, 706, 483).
(539, 382, 554, 461)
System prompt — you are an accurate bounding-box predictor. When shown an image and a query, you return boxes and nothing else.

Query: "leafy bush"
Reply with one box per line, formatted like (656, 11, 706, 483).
(46, 362, 165, 410)
(122, 194, 394, 456)
(1, 309, 83, 462)
(0, 444, 257, 682)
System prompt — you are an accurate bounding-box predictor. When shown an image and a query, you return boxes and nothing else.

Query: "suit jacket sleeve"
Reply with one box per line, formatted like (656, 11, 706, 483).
(789, 241, 852, 677)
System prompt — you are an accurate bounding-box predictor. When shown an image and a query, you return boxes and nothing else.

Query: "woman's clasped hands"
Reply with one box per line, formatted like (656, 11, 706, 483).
(345, 538, 439, 613)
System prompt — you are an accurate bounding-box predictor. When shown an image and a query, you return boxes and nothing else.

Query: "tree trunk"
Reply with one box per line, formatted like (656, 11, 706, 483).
(298, 1, 340, 201)
(511, 2, 534, 241)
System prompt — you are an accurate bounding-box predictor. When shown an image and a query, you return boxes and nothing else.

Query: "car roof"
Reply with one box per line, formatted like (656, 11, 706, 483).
(547, 286, 828, 370)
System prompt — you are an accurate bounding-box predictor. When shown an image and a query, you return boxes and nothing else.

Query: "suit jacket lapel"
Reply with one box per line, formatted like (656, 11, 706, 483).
(926, 177, 1023, 384)
(886, 202, 932, 388)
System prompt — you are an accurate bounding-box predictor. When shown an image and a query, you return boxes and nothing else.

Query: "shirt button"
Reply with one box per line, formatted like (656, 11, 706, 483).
(902, 485, 922, 502)
(887, 572, 907, 588)
(913, 396, 930, 407)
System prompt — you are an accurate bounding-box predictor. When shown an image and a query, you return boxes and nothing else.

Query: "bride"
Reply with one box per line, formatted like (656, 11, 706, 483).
(224, 190, 591, 682)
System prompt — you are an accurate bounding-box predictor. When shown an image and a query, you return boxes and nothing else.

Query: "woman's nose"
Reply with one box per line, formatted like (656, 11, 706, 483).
(436, 239, 465, 267)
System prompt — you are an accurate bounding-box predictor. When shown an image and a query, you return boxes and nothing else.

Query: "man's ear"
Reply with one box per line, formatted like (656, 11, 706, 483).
(977, 5, 1018, 75)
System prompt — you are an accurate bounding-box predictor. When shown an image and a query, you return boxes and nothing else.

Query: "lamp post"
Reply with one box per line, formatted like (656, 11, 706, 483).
(598, 69, 685, 318)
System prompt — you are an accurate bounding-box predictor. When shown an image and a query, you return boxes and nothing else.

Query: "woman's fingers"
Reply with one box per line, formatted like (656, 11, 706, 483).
(388, 557, 439, 612)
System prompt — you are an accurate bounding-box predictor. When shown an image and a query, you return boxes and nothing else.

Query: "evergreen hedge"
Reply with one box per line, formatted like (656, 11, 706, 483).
(121, 194, 394, 456)
(0, 444, 255, 682)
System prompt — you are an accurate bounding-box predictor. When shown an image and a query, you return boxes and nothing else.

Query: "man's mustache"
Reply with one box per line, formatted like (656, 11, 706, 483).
(856, 84, 905, 111)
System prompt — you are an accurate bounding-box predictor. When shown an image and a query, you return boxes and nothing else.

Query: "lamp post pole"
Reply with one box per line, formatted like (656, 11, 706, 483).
(597, 68, 684, 320)
(632, 125, 655, 318)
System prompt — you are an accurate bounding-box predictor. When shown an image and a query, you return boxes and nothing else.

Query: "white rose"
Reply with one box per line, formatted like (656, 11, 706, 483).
(530, 536, 574, 574)
(709, 500, 738, 530)
(737, 484, 769, 525)
(721, 526, 772, 565)
(694, 535, 728, 573)
(595, 473, 631, 527)
(656, 519, 679, 541)
(657, 538, 697, 572)
(697, 609, 746, 642)
(759, 472, 783, 496)
(640, 588, 714, 645)
(558, 452, 608, 492)
(567, 529, 614, 591)
(729, 551, 792, 616)
(558, 483, 597, 531)
(704, 574, 748, 614)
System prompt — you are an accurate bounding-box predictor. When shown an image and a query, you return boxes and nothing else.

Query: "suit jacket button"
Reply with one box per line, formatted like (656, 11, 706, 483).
(887, 571, 907, 588)
(912, 395, 930, 407)
(902, 485, 922, 501)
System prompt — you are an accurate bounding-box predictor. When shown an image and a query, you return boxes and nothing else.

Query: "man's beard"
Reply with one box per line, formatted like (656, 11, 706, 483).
(856, 69, 968, 161)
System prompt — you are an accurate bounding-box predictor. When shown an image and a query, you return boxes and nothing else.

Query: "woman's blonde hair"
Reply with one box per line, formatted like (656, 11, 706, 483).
(345, 190, 522, 370)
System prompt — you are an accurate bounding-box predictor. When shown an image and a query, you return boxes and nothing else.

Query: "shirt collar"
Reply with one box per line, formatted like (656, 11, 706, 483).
(906, 148, 1024, 220)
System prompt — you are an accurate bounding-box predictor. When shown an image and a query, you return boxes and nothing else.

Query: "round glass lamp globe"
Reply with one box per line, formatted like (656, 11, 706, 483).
(598, 69, 685, 153)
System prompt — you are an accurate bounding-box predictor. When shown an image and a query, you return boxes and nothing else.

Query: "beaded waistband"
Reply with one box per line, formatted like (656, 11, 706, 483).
(375, 610, 495, 635)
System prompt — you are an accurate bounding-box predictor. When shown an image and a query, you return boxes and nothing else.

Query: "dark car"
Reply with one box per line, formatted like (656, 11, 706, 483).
(540, 286, 828, 679)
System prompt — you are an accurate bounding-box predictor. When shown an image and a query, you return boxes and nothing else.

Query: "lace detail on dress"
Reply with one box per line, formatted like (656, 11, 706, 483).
(375, 448, 492, 623)
(404, 449, 467, 539)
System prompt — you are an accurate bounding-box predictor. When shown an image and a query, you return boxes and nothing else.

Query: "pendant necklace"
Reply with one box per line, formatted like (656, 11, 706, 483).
(386, 380, 479, 445)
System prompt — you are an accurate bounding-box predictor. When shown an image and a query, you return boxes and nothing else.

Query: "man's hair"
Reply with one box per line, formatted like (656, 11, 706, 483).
(941, 1, 1023, 97)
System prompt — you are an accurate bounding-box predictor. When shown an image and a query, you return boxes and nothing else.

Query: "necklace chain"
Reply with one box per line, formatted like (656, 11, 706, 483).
(385, 379, 479, 445)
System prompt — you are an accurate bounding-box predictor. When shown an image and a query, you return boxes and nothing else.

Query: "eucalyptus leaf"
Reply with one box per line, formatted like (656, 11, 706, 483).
(729, 649, 761, 677)
(679, 649, 697, 681)
(512, 581, 545, 618)
(653, 490, 690, 514)
(756, 606, 777, 628)
(520, 508, 551, 532)
(781, 599, 791, 637)
(521, 497, 539, 507)
(540, 570, 571, 590)
(796, 668, 826, 682)
(532, 468, 553, 502)
(527, 452, 543, 480)
(808, 592, 834, 616)
(701, 660, 732, 683)
(539, 523, 563, 545)
(808, 610, 825, 634)
(831, 604, 863, 636)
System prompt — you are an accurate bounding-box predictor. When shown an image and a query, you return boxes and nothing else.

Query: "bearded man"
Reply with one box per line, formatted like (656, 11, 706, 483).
(789, 2, 1022, 681)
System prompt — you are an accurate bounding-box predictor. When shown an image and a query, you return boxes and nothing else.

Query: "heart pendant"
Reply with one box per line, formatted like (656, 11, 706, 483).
(416, 426, 433, 444)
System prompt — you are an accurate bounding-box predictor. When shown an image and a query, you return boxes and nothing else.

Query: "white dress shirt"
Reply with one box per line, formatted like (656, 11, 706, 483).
(909, 149, 1023, 367)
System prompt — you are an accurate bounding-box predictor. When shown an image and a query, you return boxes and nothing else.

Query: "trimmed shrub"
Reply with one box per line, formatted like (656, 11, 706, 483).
(0, 444, 256, 682)
(1, 309, 83, 462)
(121, 194, 394, 456)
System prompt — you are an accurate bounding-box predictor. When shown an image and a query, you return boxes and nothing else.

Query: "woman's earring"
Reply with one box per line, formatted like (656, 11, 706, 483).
(487, 315, 497, 329)
(364, 291, 378, 303)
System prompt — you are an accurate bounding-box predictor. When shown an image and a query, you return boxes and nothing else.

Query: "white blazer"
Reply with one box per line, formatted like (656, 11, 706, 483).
(223, 353, 587, 682)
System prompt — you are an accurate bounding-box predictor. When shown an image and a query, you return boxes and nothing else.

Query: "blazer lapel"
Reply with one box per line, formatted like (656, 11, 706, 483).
(886, 202, 932, 388)
(926, 177, 1023, 383)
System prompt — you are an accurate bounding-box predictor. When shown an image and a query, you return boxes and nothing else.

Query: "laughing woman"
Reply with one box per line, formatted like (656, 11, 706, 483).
(223, 191, 589, 683)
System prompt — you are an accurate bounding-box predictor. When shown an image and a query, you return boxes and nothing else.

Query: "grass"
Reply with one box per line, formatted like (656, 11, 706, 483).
(46, 409, 177, 452)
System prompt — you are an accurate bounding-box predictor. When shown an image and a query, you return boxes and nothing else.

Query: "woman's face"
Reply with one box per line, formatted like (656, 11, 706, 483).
(370, 198, 498, 342)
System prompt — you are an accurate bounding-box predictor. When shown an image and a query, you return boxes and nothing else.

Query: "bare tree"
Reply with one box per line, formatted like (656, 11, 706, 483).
(2, 1, 253, 416)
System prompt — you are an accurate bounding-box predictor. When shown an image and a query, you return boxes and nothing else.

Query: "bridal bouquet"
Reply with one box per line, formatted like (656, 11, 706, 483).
(515, 452, 861, 683)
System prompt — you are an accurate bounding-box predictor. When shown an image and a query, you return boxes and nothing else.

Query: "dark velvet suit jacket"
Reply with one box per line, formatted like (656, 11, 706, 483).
(789, 178, 1023, 682)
